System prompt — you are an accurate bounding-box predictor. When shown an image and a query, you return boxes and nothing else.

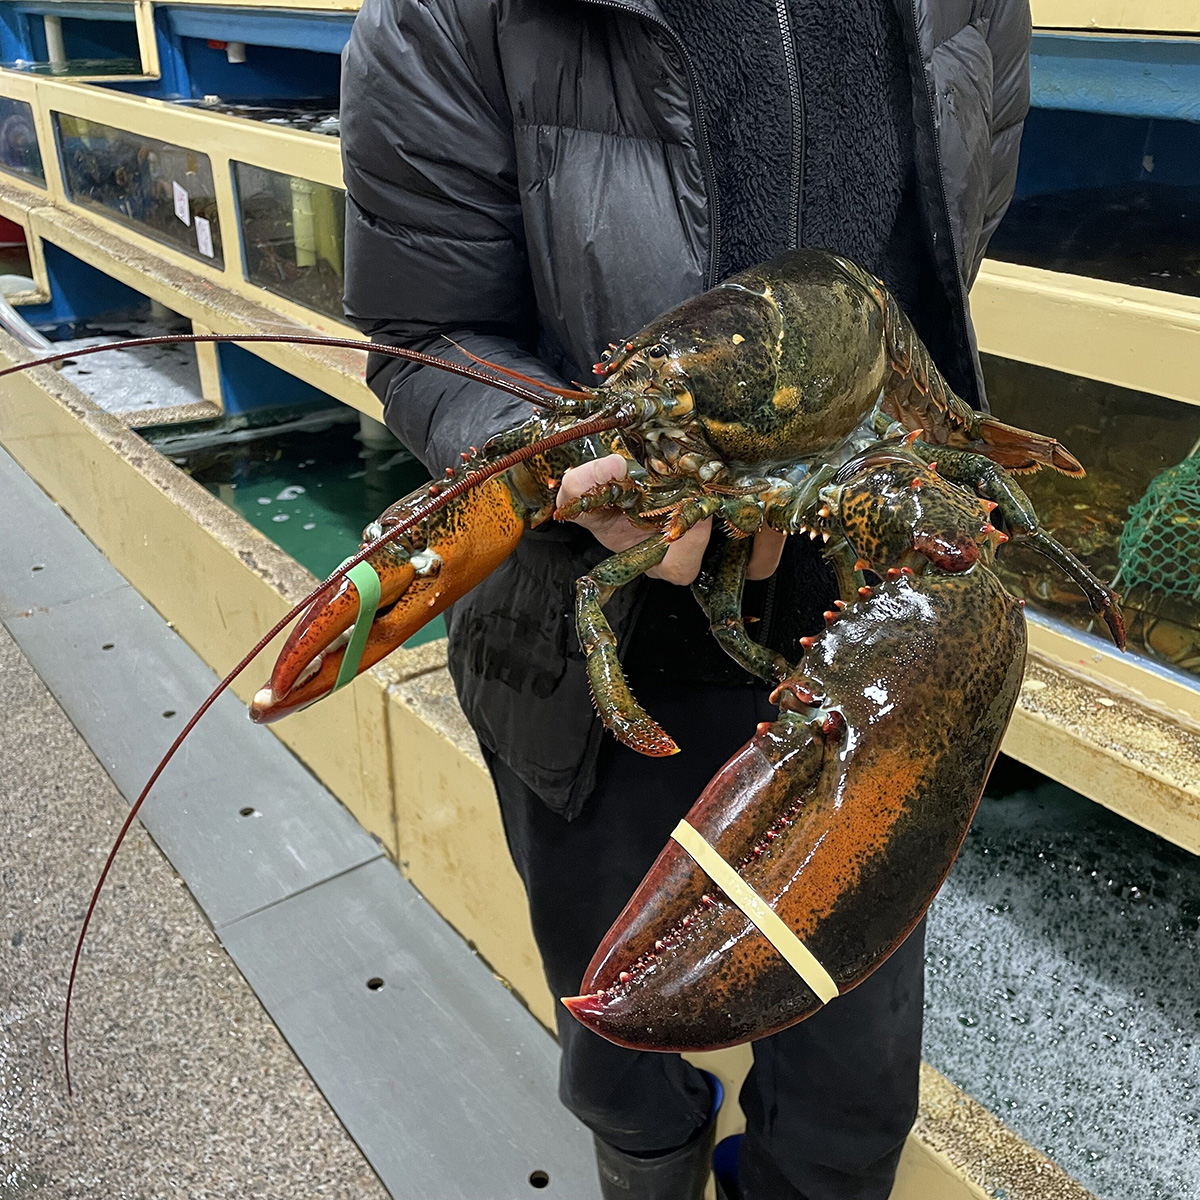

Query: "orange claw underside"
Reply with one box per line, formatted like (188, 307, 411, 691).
(249, 474, 528, 724)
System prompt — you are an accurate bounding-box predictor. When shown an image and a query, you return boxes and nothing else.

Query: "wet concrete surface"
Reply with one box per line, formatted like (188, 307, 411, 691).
(925, 759, 1200, 1200)
(0, 624, 387, 1198)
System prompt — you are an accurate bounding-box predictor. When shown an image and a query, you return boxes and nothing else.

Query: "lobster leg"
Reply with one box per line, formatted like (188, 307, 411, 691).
(692, 532, 791, 683)
(576, 495, 722, 757)
(916, 447, 1126, 650)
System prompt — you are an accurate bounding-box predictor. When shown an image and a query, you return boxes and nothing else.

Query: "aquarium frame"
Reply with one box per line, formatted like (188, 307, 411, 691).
(971, 259, 1200, 410)
(0, 72, 47, 191)
(0, 71, 352, 335)
(1026, 613, 1200, 731)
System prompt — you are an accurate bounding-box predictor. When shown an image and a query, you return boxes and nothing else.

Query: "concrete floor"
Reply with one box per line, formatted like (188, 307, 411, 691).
(0, 623, 387, 1198)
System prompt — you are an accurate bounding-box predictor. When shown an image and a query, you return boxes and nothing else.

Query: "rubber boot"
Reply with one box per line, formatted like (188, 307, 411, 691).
(593, 1071, 722, 1199)
(713, 1133, 743, 1199)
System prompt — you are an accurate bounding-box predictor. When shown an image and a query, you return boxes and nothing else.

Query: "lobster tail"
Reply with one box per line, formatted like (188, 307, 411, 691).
(972, 415, 1085, 478)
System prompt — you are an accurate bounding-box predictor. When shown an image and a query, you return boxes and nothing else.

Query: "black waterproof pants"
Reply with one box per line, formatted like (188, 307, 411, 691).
(487, 673, 926, 1200)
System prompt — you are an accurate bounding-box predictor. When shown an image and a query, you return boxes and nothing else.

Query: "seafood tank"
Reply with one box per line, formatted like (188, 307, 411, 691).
(233, 162, 344, 321)
(0, 95, 43, 185)
(926, 756, 1200, 1200)
(989, 109, 1200, 299)
(53, 114, 223, 267)
(0, 2, 142, 77)
(981, 354, 1200, 686)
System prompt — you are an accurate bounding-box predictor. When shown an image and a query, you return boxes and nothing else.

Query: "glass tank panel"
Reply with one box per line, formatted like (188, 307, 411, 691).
(53, 114, 223, 267)
(982, 354, 1200, 686)
(233, 162, 344, 320)
(989, 110, 1200, 297)
(0, 96, 44, 185)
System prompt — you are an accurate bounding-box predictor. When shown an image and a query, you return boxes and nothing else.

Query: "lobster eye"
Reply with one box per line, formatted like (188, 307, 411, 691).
(646, 343, 669, 365)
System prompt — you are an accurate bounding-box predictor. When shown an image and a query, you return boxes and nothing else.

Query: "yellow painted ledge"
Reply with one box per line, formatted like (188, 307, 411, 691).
(1007, 657, 1200, 854)
(972, 260, 1200, 410)
(1032, 0, 1200, 32)
(0, 334, 1100, 1200)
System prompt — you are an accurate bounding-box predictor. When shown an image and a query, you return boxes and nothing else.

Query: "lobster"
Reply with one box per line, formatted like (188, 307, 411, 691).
(0, 248, 1125, 1080)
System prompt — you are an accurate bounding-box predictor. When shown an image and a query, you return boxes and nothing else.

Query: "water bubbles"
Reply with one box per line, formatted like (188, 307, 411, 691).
(276, 485, 306, 500)
(958, 1014, 979, 1028)
(271, 513, 289, 523)
(256, 496, 272, 506)
(302, 522, 316, 531)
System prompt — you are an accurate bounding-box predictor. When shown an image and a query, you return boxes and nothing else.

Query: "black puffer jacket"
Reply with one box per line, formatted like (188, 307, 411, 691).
(341, 0, 1032, 817)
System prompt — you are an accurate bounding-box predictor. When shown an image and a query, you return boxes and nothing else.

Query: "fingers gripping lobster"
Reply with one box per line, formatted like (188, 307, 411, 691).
(4, 249, 1127, 1082)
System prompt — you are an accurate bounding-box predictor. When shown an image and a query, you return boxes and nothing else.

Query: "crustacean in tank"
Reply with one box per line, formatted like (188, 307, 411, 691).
(0, 248, 1126, 1078)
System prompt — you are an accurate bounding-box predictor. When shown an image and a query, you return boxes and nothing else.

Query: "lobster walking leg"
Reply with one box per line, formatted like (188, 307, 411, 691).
(692, 533, 791, 683)
(915, 447, 1127, 649)
(575, 494, 723, 756)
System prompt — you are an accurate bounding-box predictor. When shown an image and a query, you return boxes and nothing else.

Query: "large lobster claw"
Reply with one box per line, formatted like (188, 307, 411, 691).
(249, 472, 531, 723)
(564, 565, 1027, 1052)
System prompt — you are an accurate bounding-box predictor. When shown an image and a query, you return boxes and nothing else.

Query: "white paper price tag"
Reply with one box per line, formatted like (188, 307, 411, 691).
(194, 215, 214, 258)
(172, 181, 191, 226)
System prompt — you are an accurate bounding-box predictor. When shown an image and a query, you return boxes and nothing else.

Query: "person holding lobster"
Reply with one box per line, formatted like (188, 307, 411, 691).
(340, 1, 1032, 1196)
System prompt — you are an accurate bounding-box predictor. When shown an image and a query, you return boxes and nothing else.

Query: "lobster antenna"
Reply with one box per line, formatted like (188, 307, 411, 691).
(61, 404, 636, 1095)
(0, 332, 580, 410)
(440, 336, 593, 401)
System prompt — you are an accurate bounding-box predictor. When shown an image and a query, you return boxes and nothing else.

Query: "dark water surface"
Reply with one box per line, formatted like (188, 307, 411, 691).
(990, 183, 1200, 297)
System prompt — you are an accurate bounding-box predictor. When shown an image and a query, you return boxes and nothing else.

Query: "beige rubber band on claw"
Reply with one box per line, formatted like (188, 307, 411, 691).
(670, 819, 839, 1005)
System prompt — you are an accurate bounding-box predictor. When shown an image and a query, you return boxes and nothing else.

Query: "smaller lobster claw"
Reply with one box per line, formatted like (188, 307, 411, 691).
(249, 472, 529, 723)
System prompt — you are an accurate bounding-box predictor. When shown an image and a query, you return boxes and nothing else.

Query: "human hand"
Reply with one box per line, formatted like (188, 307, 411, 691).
(556, 454, 786, 586)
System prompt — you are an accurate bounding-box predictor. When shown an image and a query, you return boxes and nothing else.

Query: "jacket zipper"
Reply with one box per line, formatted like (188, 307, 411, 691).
(905, 0, 979, 407)
(774, 0, 804, 248)
(577, 0, 722, 286)
(759, 0, 803, 653)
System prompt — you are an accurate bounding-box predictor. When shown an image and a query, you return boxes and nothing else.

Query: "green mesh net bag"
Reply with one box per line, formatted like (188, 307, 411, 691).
(1117, 451, 1200, 597)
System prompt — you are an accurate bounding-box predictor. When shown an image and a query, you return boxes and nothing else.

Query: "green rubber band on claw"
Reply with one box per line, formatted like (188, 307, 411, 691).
(332, 559, 382, 692)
